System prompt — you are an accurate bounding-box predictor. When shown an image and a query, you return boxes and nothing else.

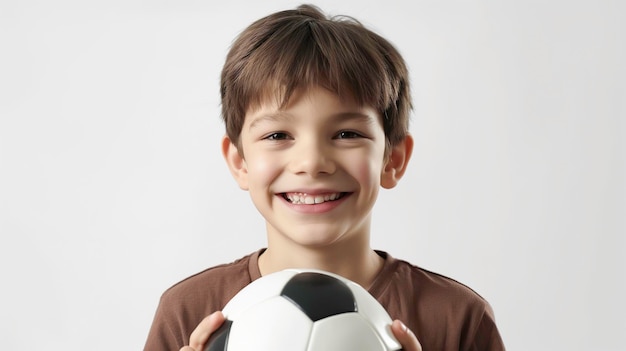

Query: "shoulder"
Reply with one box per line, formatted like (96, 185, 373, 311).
(405, 260, 486, 300)
(410, 263, 493, 316)
(160, 251, 260, 308)
(376, 251, 488, 303)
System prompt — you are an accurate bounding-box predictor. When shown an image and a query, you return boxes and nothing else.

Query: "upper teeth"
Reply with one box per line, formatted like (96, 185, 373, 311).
(285, 193, 341, 205)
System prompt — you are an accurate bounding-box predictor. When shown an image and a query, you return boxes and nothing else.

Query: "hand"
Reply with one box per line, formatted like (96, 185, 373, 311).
(179, 311, 225, 351)
(180, 313, 420, 351)
(391, 319, 422, 351)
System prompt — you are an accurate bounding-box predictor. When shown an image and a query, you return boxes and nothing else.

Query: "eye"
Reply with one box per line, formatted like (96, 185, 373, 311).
(263, 132, 290, 140)
(335, 130, 363, 139)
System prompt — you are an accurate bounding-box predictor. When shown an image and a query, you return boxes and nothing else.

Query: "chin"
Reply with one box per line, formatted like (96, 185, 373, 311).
(287, 230, 351, 249)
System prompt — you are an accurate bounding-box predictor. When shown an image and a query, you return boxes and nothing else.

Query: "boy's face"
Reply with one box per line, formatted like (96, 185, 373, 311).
(224, 85, 406, 249)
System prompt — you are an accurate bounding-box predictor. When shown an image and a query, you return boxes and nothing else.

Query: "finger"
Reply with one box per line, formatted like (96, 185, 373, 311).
(180, 347, 196, 351)
(391, 319, 422, 351)
(189, 311, 226, 351)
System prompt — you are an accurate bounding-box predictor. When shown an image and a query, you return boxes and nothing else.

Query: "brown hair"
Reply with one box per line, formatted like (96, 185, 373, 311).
(220, 4, 411, 152)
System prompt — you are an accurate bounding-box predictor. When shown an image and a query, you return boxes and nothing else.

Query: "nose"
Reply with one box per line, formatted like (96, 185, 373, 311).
(288, 138, 336, 176)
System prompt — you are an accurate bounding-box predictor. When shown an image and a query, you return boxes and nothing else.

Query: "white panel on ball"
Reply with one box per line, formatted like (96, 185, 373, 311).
(222, 270, 298, 320)
(308, 313, 387, 351)
(226, 296, 313, 351)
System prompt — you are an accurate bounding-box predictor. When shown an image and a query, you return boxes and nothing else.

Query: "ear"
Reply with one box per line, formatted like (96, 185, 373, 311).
(381, 134, 414, 189)
(221, 135, 249, 190)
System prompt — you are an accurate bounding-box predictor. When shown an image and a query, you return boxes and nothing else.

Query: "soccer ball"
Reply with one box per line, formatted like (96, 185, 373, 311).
(204, 269, 402, 351)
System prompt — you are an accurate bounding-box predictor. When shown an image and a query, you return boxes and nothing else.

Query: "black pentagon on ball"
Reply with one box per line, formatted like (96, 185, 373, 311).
(204, 319, 233, 351)
(280, 272, 357, 322)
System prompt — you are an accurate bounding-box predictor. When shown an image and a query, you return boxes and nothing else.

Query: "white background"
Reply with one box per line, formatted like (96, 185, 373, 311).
(1, 1, 624, 350)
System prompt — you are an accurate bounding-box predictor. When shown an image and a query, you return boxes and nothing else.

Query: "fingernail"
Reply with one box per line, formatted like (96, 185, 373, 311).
(398, 320, 408, 333)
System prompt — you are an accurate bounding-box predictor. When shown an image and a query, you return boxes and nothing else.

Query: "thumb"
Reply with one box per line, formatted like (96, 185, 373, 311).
(189, 311, 226, 351)
(391, 320, 422, 351)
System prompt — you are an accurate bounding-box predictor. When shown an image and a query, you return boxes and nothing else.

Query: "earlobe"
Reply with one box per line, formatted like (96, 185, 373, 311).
(381, 134, 414, 189)
(221, 135, 249, 190)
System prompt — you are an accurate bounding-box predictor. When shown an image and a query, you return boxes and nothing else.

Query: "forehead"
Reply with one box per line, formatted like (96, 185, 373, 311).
(244, 85, 379, 125)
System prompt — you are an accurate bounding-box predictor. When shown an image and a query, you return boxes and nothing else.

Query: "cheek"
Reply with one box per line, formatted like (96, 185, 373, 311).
(347, 153, 384, 187)
(246, 153, 281, 184)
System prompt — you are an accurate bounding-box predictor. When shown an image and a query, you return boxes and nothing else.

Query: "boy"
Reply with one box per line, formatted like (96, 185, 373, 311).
(144, 4, 505, 351)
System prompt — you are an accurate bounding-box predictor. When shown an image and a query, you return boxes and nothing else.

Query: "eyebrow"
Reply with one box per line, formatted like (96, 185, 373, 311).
(248, 111, 295, 131)
(248, 111, 376, 131)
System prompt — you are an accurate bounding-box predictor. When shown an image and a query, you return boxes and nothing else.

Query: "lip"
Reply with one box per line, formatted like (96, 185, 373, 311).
(283, 191, 344, 204)
(277, 191, 352, 214)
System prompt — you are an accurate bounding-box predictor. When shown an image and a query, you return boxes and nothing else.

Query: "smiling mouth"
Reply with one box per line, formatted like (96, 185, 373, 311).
(281, 192, 347, 205)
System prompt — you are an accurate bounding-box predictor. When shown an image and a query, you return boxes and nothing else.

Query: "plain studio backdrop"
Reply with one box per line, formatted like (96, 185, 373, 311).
(0, 0, 624, 350)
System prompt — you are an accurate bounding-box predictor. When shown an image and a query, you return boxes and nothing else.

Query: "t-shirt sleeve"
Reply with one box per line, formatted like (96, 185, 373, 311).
(468, 303, 506, 351)
(143, 293, 187, 351)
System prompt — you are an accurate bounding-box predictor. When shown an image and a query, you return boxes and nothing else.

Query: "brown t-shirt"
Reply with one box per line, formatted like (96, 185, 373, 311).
(144, 250, 505, 351)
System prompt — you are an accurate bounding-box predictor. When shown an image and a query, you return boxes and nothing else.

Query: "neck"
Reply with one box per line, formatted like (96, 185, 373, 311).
(258, 236, 384, 289)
